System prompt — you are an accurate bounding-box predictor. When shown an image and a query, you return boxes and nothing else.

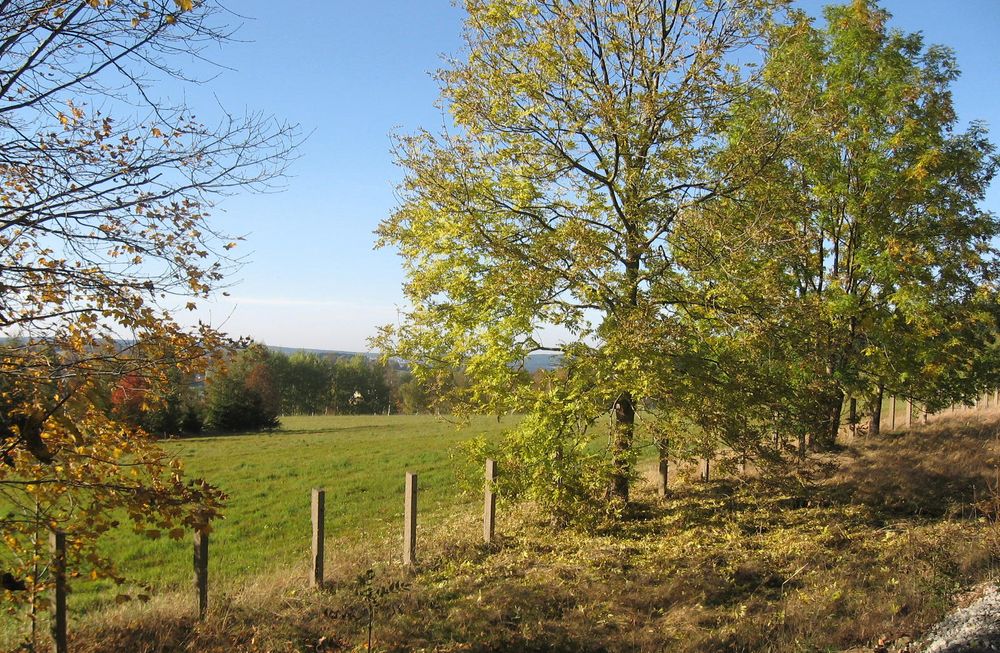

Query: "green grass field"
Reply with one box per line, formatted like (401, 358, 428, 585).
(71, 414, 512, 613)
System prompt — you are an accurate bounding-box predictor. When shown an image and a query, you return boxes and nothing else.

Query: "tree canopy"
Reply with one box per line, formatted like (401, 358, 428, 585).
(377, 0, 999, 521)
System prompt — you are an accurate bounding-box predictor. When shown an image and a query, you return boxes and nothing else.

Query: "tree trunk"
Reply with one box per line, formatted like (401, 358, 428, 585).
(868, 384, 883, 436)
(611, 392, 635, 502)
(817, 389, 844, 449)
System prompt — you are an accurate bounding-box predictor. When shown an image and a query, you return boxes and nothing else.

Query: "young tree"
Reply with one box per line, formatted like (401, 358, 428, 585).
(0, 0, 295, 620)
(376, 0, 782, 512)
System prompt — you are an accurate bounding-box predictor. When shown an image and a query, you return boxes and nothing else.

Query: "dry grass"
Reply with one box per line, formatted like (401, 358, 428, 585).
(48, 413, 1000, 652)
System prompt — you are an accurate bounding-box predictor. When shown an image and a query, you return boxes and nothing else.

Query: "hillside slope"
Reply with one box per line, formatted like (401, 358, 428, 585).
(66, 412, 1000, 652)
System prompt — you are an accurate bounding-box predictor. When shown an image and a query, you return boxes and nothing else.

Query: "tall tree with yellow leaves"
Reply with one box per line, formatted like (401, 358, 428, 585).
(376, 0, 783, 517)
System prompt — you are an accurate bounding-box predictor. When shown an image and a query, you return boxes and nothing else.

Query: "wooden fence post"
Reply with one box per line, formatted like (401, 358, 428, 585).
(311, 488, 325, 588)
(657, 437, 669, 497)
(403, 472, 417, 566)
(484, 460, 497, 544)
(699, 458, 710, 482)
(194, 530, 208, 620)
(890, 396, 896, 431)
(49, 529, 67, 653)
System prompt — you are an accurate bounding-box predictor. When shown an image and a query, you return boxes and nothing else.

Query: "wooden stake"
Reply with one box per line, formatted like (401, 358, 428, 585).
(311, 488, 325, 588)
(484, 459, 497, 544)
(700, 458, 710, 482)
(49, 530, 67, 653)
(403, 472, 417, 566)
(194, 531, 208, 620)
(657, 437, 669, 497)
(890, 396, 896, 430)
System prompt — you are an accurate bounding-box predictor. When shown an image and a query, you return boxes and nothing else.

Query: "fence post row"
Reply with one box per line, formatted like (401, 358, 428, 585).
(484, 459, 497, 544)
(403, 472, 417, 566)
(311, 488, 325, 588)
(194, 531, 208, 620)
(50, 529, 67, 653)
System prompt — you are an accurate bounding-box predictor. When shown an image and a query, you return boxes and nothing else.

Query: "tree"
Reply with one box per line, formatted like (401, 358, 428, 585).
(329, 355, 390, 415)
(203, 345, 281, 432)
(0, 0, 295, 626)
(683, 0, 1000, 448)
(109, 367, 204, 436)
(282, 352, 335, 415)
(376, 0, 782, 513)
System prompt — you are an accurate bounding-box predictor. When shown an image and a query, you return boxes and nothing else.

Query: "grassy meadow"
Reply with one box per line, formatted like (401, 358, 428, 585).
(49, 415, 514, 618)
(4, 409, 999, 652)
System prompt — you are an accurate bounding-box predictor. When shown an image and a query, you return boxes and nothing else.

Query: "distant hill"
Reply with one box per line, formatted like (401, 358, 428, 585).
(267, 345, 381, 361)
(522, 352, 563, 373)
(266, 346, 562, 372)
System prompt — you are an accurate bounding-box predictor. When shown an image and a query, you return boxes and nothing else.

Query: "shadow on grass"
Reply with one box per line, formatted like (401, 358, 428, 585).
(823, 417, 999, 519)
(73, 416, 1000, 653)
(169, 423, 396, 441)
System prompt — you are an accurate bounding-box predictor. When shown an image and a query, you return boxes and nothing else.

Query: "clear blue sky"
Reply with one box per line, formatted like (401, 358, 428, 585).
(181, 1, 1000, 351)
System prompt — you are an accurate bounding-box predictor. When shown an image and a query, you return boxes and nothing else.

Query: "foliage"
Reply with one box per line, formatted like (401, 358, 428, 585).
(110, 369, 204, 436)
(0, 0, 296, 633)
(682, 0, 1000, 448)
(327, 355, 391, 415)
(344, 566, 409, 653)
(203, 345, 280, 433)
(376, 0, 784, 513)
(268, 351, 395, 416)
(270, 351, 333, 416)
(378, 0, 1000, 521)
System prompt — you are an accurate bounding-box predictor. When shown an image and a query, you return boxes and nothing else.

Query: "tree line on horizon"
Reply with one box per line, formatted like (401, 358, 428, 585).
(106, 345, 457, 436)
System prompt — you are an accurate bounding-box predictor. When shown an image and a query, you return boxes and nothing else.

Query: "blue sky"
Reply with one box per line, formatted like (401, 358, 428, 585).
(182, 1, 1000, 351)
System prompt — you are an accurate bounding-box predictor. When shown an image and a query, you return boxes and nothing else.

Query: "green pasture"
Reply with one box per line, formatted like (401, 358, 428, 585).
(73, 414, 512, 612)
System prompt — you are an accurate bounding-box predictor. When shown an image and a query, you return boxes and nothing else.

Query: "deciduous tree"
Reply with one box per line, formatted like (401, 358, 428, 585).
(376, 0, 782, 513)
(0, 0, 295, 625)
(683, 0, 999, 448)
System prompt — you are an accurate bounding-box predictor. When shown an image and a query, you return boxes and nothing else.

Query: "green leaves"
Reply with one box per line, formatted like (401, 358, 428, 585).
(380, 0, 998, 518)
